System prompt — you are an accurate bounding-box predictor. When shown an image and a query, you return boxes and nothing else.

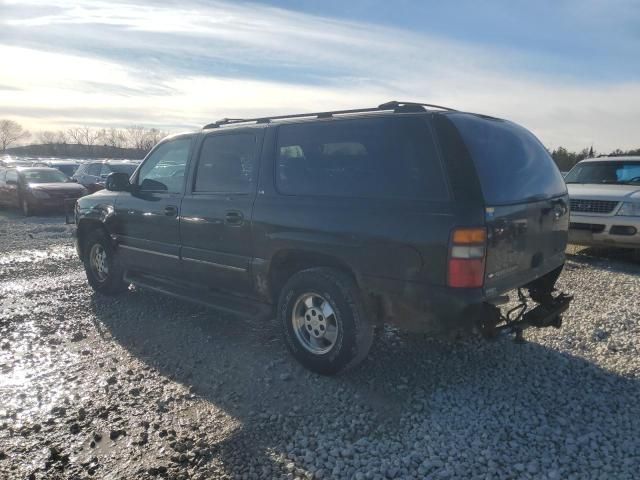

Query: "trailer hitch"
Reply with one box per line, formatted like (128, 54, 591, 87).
(480, 289, 573, 343)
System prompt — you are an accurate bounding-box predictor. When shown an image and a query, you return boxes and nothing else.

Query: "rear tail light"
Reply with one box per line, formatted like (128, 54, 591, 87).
(448, 227, 486, 288)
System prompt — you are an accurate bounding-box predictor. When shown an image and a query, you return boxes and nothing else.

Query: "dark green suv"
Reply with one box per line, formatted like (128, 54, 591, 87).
(74, 101, 571, 374)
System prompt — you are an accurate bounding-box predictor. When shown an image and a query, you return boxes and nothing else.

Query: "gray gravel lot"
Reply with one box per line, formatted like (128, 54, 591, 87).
(1, 210, 639, 479)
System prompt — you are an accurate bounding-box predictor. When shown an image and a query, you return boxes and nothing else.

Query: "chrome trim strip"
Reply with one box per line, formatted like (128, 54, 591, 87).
(118, 244, 179, 259)
(182, 256, 246, 272)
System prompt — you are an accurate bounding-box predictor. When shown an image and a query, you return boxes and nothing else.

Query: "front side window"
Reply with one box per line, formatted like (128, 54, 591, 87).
(137, 138, 191, 193)
(275, 117, 448, 200)
(6, 170, 17, 183)
(194, 133, 258, 193)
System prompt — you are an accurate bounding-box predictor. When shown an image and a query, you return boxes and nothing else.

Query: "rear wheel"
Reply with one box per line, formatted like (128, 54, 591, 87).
(82, 229, 128, 295)
(278, 268, 374, 375)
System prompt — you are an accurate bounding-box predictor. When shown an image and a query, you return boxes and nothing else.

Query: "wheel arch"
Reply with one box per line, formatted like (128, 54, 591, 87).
(267, 249, 358, 302)
(76, 219, 111, 259)
(265, 248, 383, 326)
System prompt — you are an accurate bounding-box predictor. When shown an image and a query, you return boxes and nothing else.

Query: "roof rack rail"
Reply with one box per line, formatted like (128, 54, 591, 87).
(203, 100, 456, 129)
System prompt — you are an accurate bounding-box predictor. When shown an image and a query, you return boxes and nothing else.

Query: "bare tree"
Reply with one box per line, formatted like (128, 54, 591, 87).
(54, 130, 68, 144)
(38, 131, 58, 145)
(105, 128, 127, 149)
(67, 126, 104, 153)
(0, 119, 30, 151)
(141, 128, 167, 151)
(125, 125, 147, 150)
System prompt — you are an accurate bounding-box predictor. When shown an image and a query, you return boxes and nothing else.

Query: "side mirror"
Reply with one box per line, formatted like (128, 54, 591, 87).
(69, 178, 78, 182)
(105, 172, 131, 192)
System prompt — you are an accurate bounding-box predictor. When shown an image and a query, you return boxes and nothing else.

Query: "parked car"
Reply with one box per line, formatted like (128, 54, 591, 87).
(74, 101, 571, 374)
(565, 156, 640, 250)
(44, 160, 81, 178)
(72, 160, 140, 193)
(0, 166, 88, 216)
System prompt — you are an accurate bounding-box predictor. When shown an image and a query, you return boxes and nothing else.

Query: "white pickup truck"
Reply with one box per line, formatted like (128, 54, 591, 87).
(565, 156, 640, 250)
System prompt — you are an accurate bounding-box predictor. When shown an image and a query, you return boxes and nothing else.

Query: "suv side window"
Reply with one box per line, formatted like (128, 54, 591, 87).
(6, 170, 18, 183)
(137, 137, 191, 193)
(193, 133, 258, 194)
(87, 163, 101, 176)
(275, 117, 448, 200)
(100, 164, 113, 177)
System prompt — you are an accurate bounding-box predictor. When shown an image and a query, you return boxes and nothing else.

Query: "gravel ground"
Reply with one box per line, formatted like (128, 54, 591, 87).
(1, 209, 639, 479)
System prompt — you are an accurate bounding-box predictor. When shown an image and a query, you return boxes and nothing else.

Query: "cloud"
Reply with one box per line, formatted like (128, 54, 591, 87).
(1, 0, 639, 151)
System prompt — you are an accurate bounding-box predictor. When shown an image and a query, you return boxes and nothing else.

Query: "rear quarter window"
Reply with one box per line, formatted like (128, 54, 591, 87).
(448, 114, 566, 205)
(275, 116, 449, 201)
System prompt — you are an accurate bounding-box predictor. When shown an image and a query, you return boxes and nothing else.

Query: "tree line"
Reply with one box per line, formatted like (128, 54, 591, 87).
(550, 146, 640, 171)
(0, 119, 169, 158)
(2, 118, 639, 166)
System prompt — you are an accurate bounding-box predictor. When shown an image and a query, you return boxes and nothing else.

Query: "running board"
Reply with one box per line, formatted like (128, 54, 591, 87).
(124, 272, 274, 320)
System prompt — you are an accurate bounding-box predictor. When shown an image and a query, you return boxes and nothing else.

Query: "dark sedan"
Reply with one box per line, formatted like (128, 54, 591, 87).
(0, 167, 88, 216)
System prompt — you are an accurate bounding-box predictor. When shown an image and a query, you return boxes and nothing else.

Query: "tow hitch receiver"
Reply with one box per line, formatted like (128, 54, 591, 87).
(480, 290, 573, 343)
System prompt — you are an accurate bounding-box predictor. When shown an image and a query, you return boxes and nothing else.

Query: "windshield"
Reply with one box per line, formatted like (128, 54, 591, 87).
(106, 164, 137, 175)
(21, 169, 68, 184)
(565, 161, 640, 185)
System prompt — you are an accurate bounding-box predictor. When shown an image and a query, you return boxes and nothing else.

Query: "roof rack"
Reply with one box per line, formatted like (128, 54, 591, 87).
(203, 100, 456, 129)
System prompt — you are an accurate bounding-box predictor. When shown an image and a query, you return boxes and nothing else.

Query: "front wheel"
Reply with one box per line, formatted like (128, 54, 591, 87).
(82, 230, 129, 295)
(278, 268, 374, 375)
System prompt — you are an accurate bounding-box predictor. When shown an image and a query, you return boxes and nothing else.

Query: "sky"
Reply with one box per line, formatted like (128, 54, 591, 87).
(1, 0, 639, 151)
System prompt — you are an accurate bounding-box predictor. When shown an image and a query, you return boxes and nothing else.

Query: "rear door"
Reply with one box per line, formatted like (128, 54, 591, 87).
(180, 128, 264, 293)
(113, 135, 193, 277)
(443, 113, 569, 295)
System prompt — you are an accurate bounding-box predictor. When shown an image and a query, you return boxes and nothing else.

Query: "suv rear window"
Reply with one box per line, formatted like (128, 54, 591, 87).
(448, 113, 566, 205)
(275, 117, 448, 200)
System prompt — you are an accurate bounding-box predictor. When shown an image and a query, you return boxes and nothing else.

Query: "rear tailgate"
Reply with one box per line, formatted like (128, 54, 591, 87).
(446, 113, 569, 296)
(484, 196, 569, 296)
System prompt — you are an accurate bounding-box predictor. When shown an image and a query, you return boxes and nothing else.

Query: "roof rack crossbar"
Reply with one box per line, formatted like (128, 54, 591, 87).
(203, 100, 456, 129)
(377, 100, 457, 112)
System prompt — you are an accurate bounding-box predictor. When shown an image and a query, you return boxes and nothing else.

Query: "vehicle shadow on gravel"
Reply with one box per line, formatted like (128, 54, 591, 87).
(567, 244, 640, 270)
(89, 288, 640, 478)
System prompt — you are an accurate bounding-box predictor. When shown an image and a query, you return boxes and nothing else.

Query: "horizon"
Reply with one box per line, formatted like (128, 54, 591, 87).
(2, 0, 639, 152)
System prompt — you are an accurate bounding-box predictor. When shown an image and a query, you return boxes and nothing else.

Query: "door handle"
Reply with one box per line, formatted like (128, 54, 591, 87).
(164, 205, 178, 217)
(225, 211, 244, 225)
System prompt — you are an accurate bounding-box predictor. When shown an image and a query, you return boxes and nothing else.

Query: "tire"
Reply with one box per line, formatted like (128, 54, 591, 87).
(278, 267, 374, 375)
(82, 229, 129, 295)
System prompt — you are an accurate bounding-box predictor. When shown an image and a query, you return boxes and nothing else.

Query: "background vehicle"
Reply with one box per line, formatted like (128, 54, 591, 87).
(565, 156, 640, 250)
(0, 166, 87, 216)
(74, 101, 571, 374)
(44, 160, 80, 178)
(72, 160, 139, 193)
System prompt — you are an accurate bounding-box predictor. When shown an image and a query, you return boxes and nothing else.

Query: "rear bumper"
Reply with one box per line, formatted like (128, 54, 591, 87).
(569, 213, 640, 248)
(361, 260, 565, 335)
(362, 275, 485, 334)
